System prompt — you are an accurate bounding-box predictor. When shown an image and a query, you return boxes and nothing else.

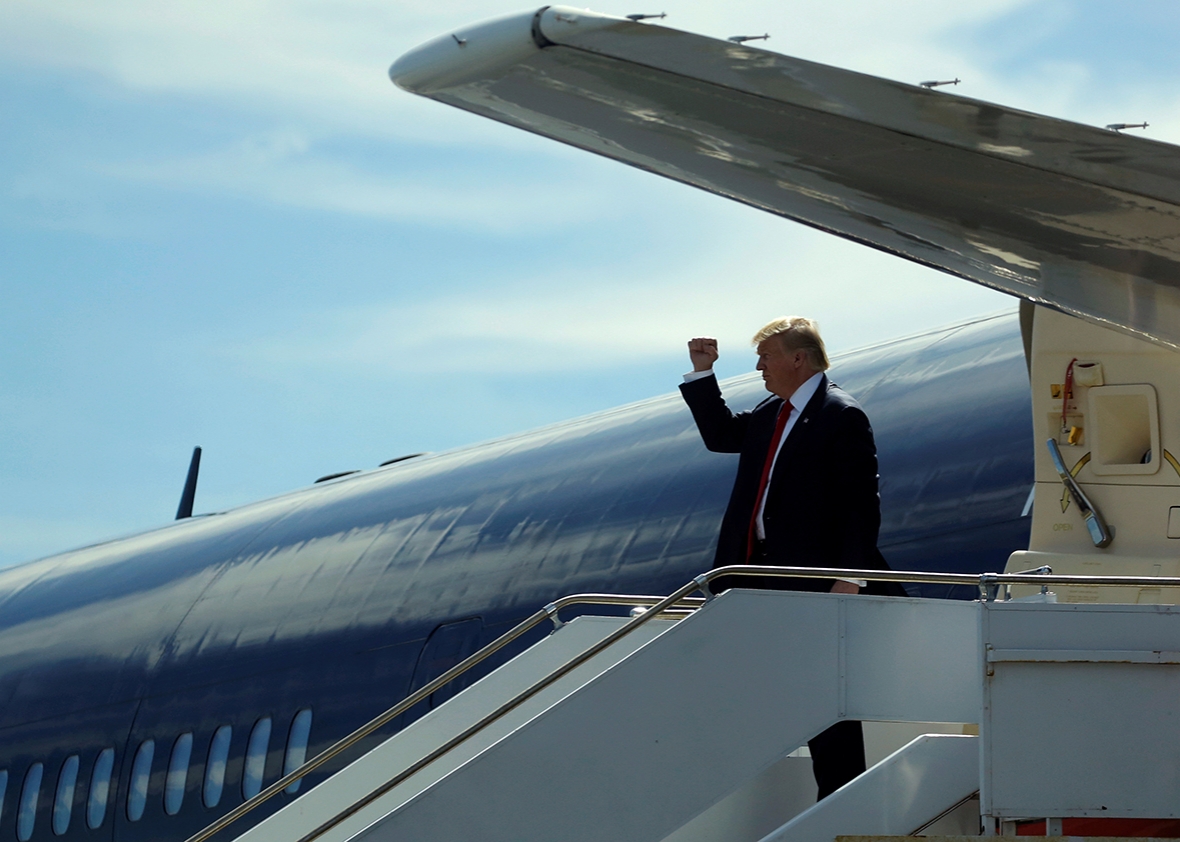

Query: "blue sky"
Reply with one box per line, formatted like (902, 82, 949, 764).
(2, 0, 1178, 567)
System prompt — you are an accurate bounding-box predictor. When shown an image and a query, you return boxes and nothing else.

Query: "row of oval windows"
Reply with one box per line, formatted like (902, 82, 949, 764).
(0, 709, 312, 840)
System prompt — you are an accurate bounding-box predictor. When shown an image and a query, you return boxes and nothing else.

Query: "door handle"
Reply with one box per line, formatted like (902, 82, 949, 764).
(1046, 438, 1113, 548)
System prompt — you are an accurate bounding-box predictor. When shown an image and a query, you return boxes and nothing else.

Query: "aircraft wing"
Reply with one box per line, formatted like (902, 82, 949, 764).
(391, 7, 1180, 350)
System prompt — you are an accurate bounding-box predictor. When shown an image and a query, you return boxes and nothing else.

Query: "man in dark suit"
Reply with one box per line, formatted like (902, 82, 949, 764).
(679, 316, 898, 800)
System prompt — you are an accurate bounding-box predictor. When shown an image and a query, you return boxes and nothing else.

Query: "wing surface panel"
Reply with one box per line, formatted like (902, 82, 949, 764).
(392, 7, 1180, 350)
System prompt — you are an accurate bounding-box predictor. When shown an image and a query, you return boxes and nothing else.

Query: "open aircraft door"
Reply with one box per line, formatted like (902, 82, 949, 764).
(405, 617, 484, 715)
(1007, 306, 1180, 602)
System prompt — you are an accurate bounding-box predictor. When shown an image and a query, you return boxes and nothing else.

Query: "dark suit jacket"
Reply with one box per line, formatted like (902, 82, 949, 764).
(680, 373, 902, 596)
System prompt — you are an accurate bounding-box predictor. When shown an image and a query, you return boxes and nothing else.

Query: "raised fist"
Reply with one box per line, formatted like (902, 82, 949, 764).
(687, 337, 719, 372)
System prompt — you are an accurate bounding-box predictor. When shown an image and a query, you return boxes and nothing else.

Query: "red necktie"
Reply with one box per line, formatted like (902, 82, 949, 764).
(747, 401, 793, 559)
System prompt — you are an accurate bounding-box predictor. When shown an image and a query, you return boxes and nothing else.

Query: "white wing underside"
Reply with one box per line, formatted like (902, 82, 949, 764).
(392, 7, 1180, 350)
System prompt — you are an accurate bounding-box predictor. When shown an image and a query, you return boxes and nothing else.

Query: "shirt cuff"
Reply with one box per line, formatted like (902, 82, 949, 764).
(837, 578, 868, 587)
(683, 369, 715, 383)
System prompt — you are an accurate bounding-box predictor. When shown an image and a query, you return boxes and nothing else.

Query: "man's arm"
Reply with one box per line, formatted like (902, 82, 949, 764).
(679, 338, 750, 453)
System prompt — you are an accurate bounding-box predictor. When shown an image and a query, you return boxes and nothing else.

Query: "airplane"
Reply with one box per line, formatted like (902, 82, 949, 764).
(1, 6, 1177, 842)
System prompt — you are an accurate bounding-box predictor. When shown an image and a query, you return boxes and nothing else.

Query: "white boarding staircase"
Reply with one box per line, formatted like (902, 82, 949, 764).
(224, 571, 983, 842)
(195, 567, 1180, 842)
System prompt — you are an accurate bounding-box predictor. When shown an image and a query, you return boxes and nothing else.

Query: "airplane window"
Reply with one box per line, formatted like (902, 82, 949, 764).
(16, 763, 43, 842)
(242, 717, 272, 800)
(203, 726, 232, 808)
(126, 740, 154, 822)
(164, 733, 193, 816)
(51, 755, 79, 835)
(283, 709, 313, 794)
(87, 749, 115, 829)
(0, 769, 7, 825)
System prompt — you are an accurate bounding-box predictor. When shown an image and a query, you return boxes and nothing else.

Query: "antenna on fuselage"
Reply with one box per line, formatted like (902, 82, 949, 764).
(919, 78, 960, 89)
(728, 33, 769, 43)
(1105, 122, 1149, 132)
(626, 12, 666, 21)
(176, 446, 202, 520)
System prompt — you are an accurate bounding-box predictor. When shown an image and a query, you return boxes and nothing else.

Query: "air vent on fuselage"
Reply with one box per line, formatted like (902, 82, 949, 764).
(379, 453, 428, 467)
(314, 470, 361, 484)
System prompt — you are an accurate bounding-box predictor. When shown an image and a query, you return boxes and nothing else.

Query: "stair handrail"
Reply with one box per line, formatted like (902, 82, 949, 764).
(181, 591, 703, 842)
(189, 564, 1180, 842)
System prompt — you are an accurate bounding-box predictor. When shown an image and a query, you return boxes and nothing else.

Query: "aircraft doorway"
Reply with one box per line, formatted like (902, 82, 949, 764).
(407, 617, 484, 712)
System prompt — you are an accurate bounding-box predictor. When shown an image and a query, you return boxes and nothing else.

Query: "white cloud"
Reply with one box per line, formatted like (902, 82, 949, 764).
(103, 128, 613, 231)
(0, 0, 511, 145)
(224, 207, 1011, 377)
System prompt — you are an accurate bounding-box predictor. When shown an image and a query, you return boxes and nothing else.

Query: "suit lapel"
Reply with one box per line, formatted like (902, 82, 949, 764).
(772, 374, 828, 473)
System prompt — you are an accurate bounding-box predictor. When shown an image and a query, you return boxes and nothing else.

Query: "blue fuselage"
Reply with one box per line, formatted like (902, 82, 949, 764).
(0, 313, 1031, 842)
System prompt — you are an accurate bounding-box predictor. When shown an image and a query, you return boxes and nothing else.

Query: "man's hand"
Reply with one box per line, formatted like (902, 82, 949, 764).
(687, 337, 719, 372)
(830, 580, 860, 594)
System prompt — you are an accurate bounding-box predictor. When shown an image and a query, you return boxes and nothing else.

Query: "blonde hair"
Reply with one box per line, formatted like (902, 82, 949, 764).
(752, 316, 829, 371)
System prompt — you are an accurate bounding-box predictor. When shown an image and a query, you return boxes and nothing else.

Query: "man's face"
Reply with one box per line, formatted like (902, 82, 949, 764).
(756, 338, 811, 400)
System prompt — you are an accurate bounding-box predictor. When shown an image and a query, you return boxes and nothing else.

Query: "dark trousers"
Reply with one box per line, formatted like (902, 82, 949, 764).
(808, 720, 865, 800)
